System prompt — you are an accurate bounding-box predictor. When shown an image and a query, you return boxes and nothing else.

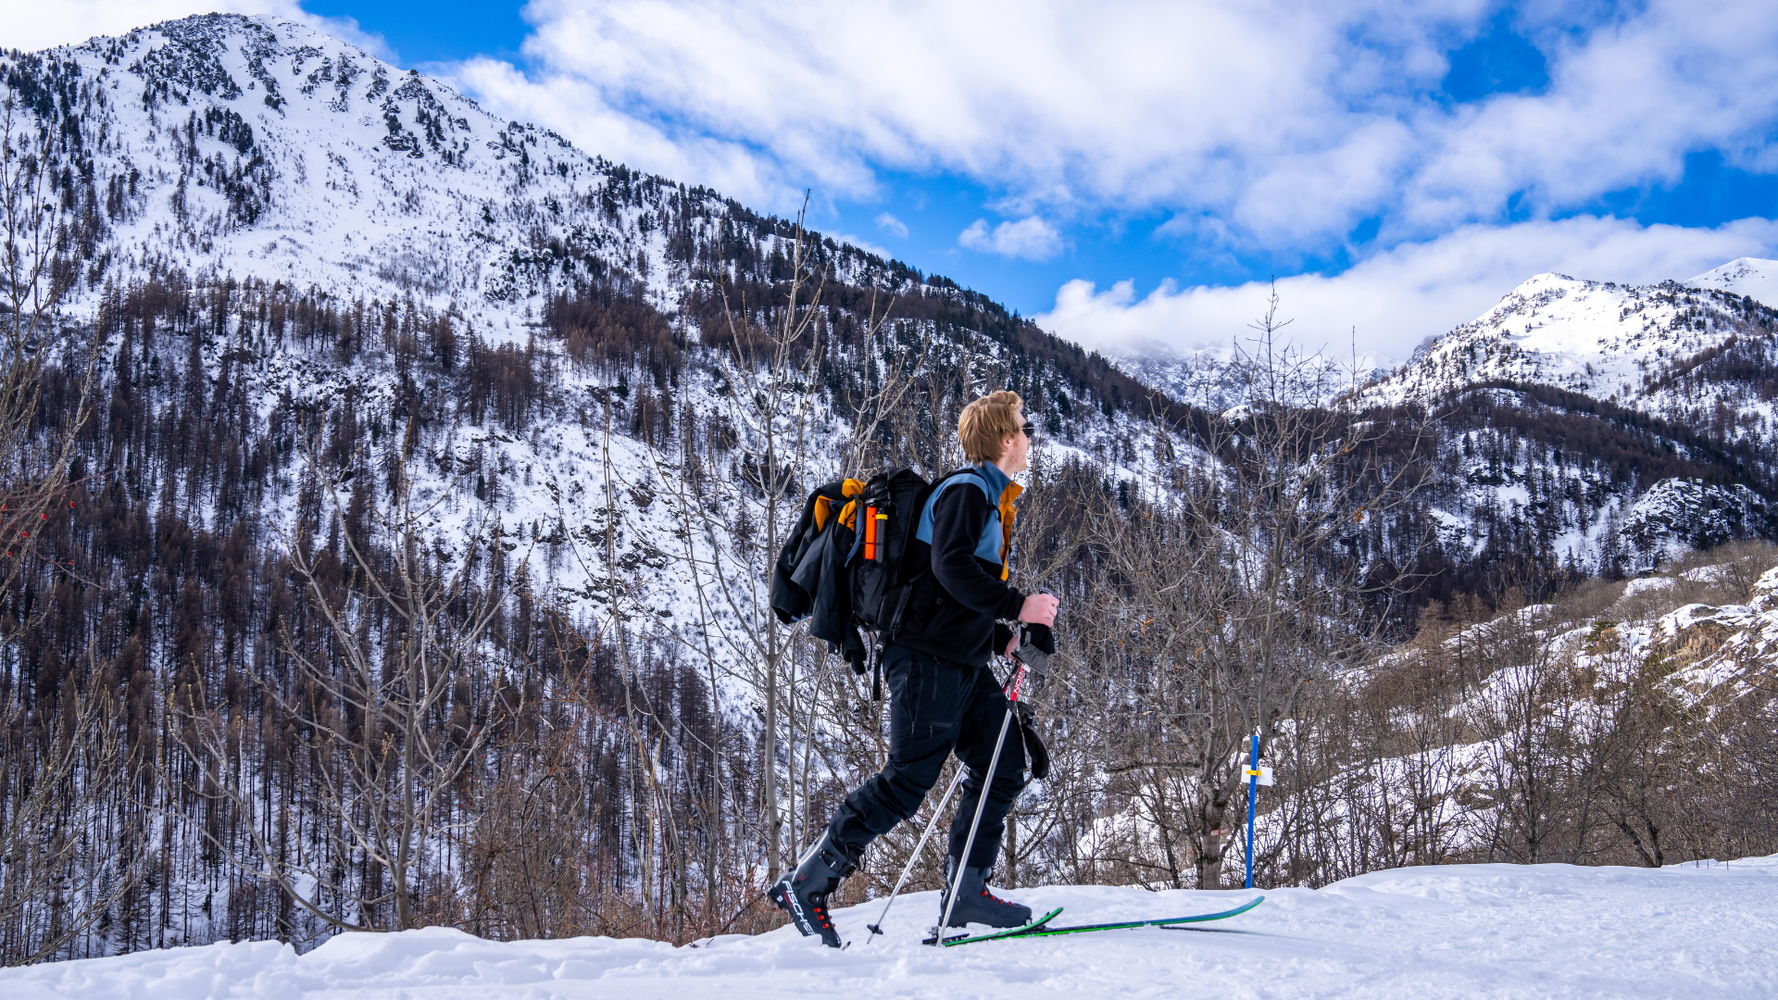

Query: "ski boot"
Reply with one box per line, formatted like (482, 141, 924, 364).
(940, 856, 1032, 928)
(769, 832, 857, 948)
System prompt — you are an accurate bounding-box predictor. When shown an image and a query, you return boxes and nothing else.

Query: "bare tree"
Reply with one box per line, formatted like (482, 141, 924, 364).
(655, 197, 833, 880)
(0, 87, 114, 965)
(1465, 605, 1589, 865)
(0, 88, 98, 628)
(1059, 286, 1433, 888)
(0, 662, 138, 964)
(170, 413, 520, 933)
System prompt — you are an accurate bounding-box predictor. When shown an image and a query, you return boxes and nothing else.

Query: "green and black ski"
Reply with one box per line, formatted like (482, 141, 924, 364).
(929, 896, 1263, 946)
(923, 906, 1064, 946)
(1021, 895, 1263, 938)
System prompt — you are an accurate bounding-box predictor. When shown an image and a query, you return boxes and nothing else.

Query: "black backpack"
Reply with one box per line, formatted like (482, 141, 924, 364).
(848, 467, 936, 635)
(770, 467, 948, 687)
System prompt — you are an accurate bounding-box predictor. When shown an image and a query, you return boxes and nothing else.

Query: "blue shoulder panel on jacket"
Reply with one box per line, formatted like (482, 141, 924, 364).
(916, 472, 1004, 565)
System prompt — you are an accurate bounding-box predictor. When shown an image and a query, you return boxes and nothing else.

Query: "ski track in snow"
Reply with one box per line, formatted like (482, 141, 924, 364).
(7, 857, 1775, 999)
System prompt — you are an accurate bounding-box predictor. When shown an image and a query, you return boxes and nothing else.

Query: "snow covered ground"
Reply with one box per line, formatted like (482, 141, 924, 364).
(7, 856, 1774, 999)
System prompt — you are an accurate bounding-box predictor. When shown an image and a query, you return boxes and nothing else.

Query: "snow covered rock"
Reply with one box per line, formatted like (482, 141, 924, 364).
(1617, 479, 1778, 561)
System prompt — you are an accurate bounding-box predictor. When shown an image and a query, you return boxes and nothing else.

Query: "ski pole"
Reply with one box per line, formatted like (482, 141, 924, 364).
(865, 764, 967, 938)
(935, 657, 1029, 940)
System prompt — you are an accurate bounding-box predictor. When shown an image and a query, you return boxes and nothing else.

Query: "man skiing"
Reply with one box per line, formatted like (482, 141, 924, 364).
(770, 390, 1060, 947)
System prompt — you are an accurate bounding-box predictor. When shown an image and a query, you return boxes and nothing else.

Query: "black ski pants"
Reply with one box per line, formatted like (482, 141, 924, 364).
(826, 642, 1027, 871)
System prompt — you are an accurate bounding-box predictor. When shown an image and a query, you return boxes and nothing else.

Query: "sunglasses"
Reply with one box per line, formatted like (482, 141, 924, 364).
(1021, 420, 1036, 439)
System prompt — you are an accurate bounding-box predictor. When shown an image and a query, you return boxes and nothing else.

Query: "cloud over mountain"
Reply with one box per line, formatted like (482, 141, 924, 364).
(438, 0, 1778, 253)
(16, 0, 1778, 358)
(1039, 216, 1778, 360)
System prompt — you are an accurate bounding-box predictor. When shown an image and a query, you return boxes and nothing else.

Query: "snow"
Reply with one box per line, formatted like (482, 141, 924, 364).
(18, 13, 908, 357)
(1681, 563, 1733, 584)
(1690, 257, 1778, 310)
(1361, 271, 1767, 415)
(6, 858, 1775, 999)
(1622, 576, 1676, 598)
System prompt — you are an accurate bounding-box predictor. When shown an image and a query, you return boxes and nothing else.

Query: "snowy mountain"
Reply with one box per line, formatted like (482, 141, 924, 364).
(3, 12, 1176, 633)
(1093, 262, 1778, 574)
(16, 13, 898, 328)
(1366, 271, 1778, 430)
(1691, 256, 1778, 309)
(1345, 271, 1778, 573)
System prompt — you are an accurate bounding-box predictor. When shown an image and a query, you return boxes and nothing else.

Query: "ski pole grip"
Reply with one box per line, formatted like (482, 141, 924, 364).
(1012, 624, 1050, 685)
(1005, 661, 1028, 704)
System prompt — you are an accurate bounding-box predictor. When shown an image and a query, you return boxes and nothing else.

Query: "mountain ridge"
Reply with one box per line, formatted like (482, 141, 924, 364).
(8, 11, 1778, 584)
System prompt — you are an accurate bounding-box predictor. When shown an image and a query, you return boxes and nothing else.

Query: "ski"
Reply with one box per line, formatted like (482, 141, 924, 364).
(930, 896, 1263, 945)
(923, 906, 1064, 947)
(1021, 895, 1264, 938)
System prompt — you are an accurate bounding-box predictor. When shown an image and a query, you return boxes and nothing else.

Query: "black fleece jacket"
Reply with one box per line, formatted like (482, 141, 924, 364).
(894, 475, 1025, 668)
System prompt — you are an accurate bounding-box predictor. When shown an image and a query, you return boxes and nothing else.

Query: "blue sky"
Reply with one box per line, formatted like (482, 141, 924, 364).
(316, 0, 1768, 309)
(14, 1, 1778, 359)
(302, 0, 531, 66)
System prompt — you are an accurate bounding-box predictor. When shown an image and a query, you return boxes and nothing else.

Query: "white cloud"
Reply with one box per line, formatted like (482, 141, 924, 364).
(6, 1, 393, 61)
(959, 217, 1064, 260)
(1387, 4, 1778, 242)
(874, 212, 909, 238)
(448, 54, 811, 210)
(434, 0, 1778, 251)
(825, 232, 894, 261)
(16, 0, 1778, 367)
(1036, 217, 1778, 361)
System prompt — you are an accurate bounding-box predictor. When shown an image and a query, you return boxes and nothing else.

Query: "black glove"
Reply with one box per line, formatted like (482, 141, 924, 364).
(1015, 703, 1050, 780)
(1023, 622, 1056, 656)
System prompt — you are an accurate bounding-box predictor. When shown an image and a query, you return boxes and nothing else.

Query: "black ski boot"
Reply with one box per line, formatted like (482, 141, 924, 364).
(940, 856, 1032, 928)
(769, 833, 857, 948)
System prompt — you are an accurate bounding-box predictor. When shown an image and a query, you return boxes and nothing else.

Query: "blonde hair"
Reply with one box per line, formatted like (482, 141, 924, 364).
(958, 390, 1024, 463)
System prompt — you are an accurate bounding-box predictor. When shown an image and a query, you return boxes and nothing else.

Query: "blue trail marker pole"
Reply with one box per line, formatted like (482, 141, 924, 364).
(1244, 733, 1260, 890)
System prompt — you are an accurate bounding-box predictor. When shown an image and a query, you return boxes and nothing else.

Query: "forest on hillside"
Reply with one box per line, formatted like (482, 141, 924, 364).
(1, 87, 1775, 968)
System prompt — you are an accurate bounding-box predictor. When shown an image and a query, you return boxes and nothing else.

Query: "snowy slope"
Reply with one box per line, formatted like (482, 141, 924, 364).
(1690, 257, 1778, 310)
(1341, 271, 1778, 570)
(1363, 272, 1777, 416)
(20, 13, 884, 329)
(6, 858, 1775, 999)
(1276, 556, 1778, 870)
(1656, 562, 1778, 701)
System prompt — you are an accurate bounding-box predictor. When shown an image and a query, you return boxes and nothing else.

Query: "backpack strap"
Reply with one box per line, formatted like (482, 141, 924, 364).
(914, 470, 992, 544)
